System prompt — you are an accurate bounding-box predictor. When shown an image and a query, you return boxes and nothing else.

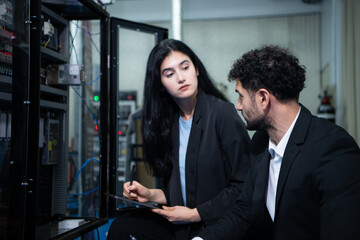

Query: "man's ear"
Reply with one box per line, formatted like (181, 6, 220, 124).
(257, 88, 270, 108)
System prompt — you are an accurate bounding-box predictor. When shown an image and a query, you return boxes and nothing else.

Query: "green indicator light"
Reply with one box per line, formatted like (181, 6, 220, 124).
(94, 95, 100, 102)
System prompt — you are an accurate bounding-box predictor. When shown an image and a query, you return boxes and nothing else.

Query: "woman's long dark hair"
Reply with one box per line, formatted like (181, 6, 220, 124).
(143, 39, 227, 177)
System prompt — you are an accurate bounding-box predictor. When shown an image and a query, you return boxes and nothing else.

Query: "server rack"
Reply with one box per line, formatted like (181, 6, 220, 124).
(32, 1, 110, 239)
(0, 0, 110, 239)
(1, 0, 168, 238)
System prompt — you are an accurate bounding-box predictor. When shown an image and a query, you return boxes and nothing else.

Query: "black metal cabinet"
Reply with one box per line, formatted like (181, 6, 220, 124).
(1, 0, 168, 239)
(1, 0, 110, 239)
(31, 1, 110, 239)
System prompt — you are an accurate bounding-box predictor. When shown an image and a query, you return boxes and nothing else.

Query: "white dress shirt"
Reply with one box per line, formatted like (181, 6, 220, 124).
(266, 108, 300, 221)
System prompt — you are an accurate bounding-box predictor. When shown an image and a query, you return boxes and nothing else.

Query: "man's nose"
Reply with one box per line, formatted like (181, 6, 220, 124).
(236, 101, 242, 111)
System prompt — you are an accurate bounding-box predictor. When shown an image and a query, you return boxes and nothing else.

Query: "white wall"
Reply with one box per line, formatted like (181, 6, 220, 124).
(148, 14, 321, 115)
(321, 0, 343, 125)
(106, 0, 321, 22)
(97, 0, 338, 118)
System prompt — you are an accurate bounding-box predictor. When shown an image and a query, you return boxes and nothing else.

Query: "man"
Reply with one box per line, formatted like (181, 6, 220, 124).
(194, 45, 360, 240)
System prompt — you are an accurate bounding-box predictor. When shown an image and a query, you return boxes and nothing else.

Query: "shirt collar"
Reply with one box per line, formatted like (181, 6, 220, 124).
(268, 107, 301, 158)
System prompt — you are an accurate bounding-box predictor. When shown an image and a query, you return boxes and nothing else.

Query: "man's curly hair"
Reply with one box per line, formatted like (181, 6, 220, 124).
(228, 45, 306, 102)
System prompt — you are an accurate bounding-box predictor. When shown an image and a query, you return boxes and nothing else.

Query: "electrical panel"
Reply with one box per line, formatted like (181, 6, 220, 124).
(46, 64, 84, 85)
(1, 0, 112, 238)
(0, 1, 13, 26)
(0, 111, 11, 139)
(40, 5, 85, 87)
(116, 91, 136, 202)
(0, 110, 11, 176)
(0, 1, 15, 239)
(34, 4, 70, 227)
(0, 28, 12, 77)
(41, 18, 59, 51)
(39, 113, 61, 165)
(41, 5, 68, 59)
(0, 0, 13, 79)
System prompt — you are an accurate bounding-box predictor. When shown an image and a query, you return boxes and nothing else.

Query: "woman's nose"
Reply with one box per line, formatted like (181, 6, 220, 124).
(177, 72, 185, 83)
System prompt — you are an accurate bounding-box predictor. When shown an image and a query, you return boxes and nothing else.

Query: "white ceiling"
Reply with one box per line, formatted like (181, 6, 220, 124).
(104, 0, 322, 23)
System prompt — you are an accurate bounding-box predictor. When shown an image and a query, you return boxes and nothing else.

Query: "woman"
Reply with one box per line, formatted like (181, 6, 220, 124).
(108, 39, 250, 240)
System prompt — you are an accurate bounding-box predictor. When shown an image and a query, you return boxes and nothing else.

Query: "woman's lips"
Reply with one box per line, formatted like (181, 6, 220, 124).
(179, 85, 189, 91)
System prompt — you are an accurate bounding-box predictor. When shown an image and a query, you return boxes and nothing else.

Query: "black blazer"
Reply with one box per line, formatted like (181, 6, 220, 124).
(199, 105, 360, 240)
(163, 90, 250, 238)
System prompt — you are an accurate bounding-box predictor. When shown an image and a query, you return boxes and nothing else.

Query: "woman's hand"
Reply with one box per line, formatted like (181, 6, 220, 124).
(123, 181, 167, 204)
(151, 206, 201, 224)
(123, 181, 152, 202)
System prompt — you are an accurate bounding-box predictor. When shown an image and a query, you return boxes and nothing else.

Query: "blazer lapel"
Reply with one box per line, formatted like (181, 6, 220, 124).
(274, 106, 312, 219)
(171, 116, 185, 206)
(185, 124, 202, 208)
(249, 130, 272, 225)
(275, 142, 300, 215)
(185, 90, 205, 208)
(252, 150, 272, 223)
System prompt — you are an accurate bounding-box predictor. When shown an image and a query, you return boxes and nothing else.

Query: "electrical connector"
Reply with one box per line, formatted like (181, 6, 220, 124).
(43, 20, 55, 37)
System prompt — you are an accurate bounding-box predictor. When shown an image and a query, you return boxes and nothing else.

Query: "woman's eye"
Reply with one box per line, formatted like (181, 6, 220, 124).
(182, 66, 189, 70)
(166, 72, 173, 78)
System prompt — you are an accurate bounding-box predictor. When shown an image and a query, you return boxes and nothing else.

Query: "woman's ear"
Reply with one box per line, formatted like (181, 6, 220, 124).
(196, 67, 199, 76)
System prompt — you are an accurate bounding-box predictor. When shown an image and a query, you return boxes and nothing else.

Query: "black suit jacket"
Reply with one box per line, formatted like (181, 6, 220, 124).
(162, 90, 250, 239)
(199, 105, 360, 240)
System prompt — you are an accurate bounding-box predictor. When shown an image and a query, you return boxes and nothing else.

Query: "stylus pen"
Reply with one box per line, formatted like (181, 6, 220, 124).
(129, 234, 137, 240)
(130, 165, 135, 186)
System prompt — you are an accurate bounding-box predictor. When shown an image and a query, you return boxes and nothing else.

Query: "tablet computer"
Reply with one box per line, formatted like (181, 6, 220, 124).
(106, 193, 162, 209)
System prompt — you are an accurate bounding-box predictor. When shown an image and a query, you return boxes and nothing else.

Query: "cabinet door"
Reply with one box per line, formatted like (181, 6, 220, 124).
(109, 18, 167, 216)
(0, 0, 31, 238)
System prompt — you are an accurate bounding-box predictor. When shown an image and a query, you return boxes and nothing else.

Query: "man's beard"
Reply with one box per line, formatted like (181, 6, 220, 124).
(245, 114, 272, 131)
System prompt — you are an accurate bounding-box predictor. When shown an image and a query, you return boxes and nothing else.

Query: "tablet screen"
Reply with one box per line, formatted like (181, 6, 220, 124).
(106, 193, 162, 209)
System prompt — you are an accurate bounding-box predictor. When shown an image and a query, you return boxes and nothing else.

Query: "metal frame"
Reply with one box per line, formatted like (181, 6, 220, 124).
(22, 0, 110, 239)
(6, 0, 36, 238)
(109, 17, 168, 217)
